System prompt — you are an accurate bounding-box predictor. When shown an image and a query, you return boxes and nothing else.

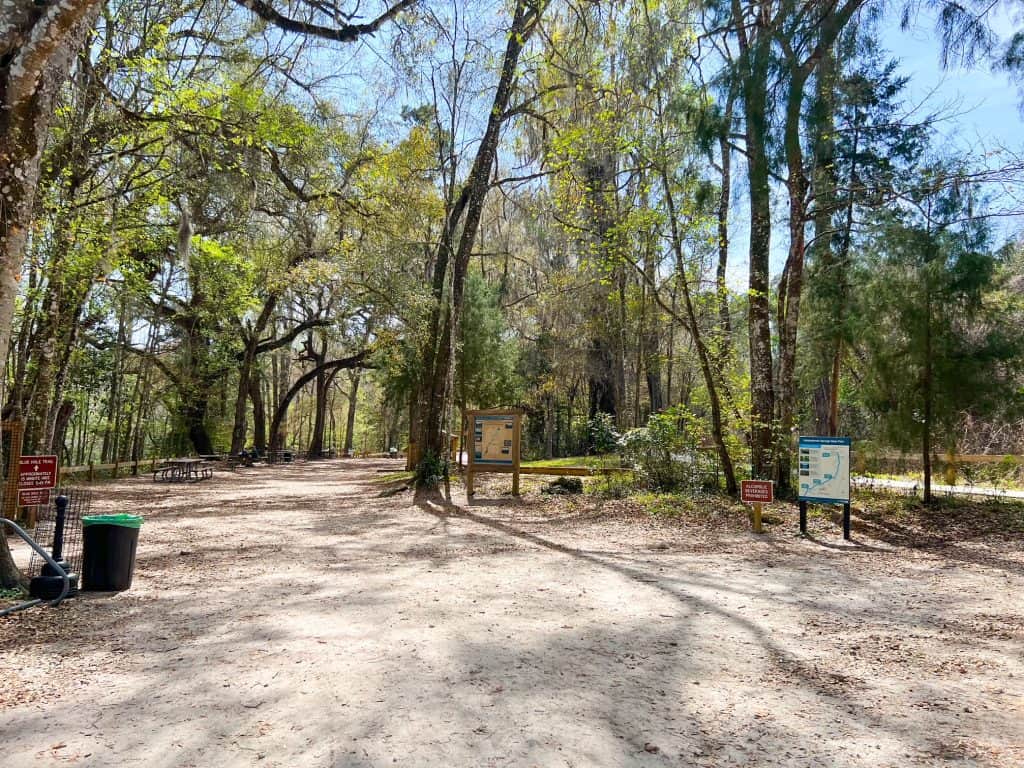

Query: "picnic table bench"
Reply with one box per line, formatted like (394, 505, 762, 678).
(153, 458, 213, 482)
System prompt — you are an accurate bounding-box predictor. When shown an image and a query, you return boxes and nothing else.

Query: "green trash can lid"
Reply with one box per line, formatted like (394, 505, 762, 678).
(82, 514, 143, 528)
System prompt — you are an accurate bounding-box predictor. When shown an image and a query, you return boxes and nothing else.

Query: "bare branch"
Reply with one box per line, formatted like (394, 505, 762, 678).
(233, 0, 417, 42)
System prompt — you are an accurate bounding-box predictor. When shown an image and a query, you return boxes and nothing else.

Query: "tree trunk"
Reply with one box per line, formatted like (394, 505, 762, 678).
(588, 337, 617, 419)
(0, 0, 103, 587)
(741, 34, 776, 481)
(828, 344, 841, 436)
(412, 0, 546, 470)
(544, 395, 555, 459)
(251, 374, 267, 453)
(343, 371, 360, 455)
(923, 273, 933, 503)
(761, 3, 865, 488)
(308, 369, 329, 458)
(665, 284, 676, 405)
(52, 400, 74, 459)
(231, 356, 252, 455)
(0, 0, 105, 397)
(269, 351, 371, 452)
(716, 94, 735, 353)
(183, 399, 213, 456)
(657, 167, 738, 495)
(230, 295, 281, 454)
(643, 249, 664, 413)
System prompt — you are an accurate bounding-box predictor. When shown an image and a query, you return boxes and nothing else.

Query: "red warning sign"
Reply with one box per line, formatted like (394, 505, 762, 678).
(18, 455, 58, 490)
(740, 480, 774, 504)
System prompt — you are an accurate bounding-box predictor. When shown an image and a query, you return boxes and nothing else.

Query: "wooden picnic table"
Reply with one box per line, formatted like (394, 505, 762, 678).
(153, 457, 212, 482)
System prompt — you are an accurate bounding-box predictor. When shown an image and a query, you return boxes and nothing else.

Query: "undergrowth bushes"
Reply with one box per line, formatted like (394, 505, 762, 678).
(620, 406, 719, 492)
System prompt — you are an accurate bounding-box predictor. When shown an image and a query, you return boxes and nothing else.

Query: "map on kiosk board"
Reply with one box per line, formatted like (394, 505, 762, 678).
(473, 414, 515, 465)
(798, 436, 851, 504)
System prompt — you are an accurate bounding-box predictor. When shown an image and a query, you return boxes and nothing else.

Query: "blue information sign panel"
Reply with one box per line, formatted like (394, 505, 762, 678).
(798, 436, 851, 504)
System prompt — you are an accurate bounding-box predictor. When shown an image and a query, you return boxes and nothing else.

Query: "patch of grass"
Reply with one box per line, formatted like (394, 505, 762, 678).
(632, 490, 738, 519)
(633, 491, 685, 516)
(524, 454, 624, 469)
(0, 586, 27, 601)
(588, 472, 637, 499)
(523, 456, 589, 468)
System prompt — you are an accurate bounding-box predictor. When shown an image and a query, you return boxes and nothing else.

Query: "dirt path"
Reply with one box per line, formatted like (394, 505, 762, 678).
(2, 459, 1022, 767)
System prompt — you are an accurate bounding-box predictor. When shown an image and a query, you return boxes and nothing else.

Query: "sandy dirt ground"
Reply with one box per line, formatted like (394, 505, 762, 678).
(1, 459, 1022, 767)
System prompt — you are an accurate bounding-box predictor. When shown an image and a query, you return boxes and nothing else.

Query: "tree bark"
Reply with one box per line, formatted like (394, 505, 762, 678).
(0, 0, 105, 385)
(249, 374, 266, 453)
(343, 371, 360, 455)
(308, 369, 330, 457)
(182, 399, 213, 456)
(716, 94, 735, 352)
(643, 248, 664, 414)
(738, 22, 775, 481)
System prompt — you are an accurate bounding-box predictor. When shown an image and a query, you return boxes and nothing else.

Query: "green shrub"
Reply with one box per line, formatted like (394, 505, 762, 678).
(587, 412, 621, 455)
(415, 452, 449, 489)
(621, 406, 718, 491)
(590, 472, 636, 499)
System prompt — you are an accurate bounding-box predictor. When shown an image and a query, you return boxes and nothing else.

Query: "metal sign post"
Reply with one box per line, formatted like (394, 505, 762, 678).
(797, 436, 852, 539)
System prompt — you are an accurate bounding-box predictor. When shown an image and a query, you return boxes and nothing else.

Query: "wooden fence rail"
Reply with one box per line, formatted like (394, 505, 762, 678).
(60, 458, 177, 482)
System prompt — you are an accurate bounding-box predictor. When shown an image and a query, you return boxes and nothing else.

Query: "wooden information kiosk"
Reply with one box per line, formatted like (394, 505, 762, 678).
(465, 409, 522, 497)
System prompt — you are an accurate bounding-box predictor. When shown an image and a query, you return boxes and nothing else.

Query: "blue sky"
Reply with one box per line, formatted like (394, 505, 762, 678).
(719, 7, 1024, 289)
(882, 10, 1023, 151)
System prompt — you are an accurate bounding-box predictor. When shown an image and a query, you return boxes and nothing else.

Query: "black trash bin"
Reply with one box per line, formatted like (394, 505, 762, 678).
(81, 514, 143, 591)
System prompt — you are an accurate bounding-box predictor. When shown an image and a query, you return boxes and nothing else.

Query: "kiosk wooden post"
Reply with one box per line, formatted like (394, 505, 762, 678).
(465, 409, 522, 498)
(1, 418, 23, 524)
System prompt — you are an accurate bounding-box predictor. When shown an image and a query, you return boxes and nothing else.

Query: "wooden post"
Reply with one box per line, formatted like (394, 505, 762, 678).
(1, 419, 23, 525)
(512, 413, 521, 497)
(88, 461, 95, 482)
(741, 479, 773, 536)
(113, 459, 120, 479)
(464, 422, 474, 497)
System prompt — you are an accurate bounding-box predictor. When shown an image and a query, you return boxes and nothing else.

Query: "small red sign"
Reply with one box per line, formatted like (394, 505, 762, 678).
(18, 455, 58, 490)
(18, 488, 51, 507)
(741, 480, 774, 504)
